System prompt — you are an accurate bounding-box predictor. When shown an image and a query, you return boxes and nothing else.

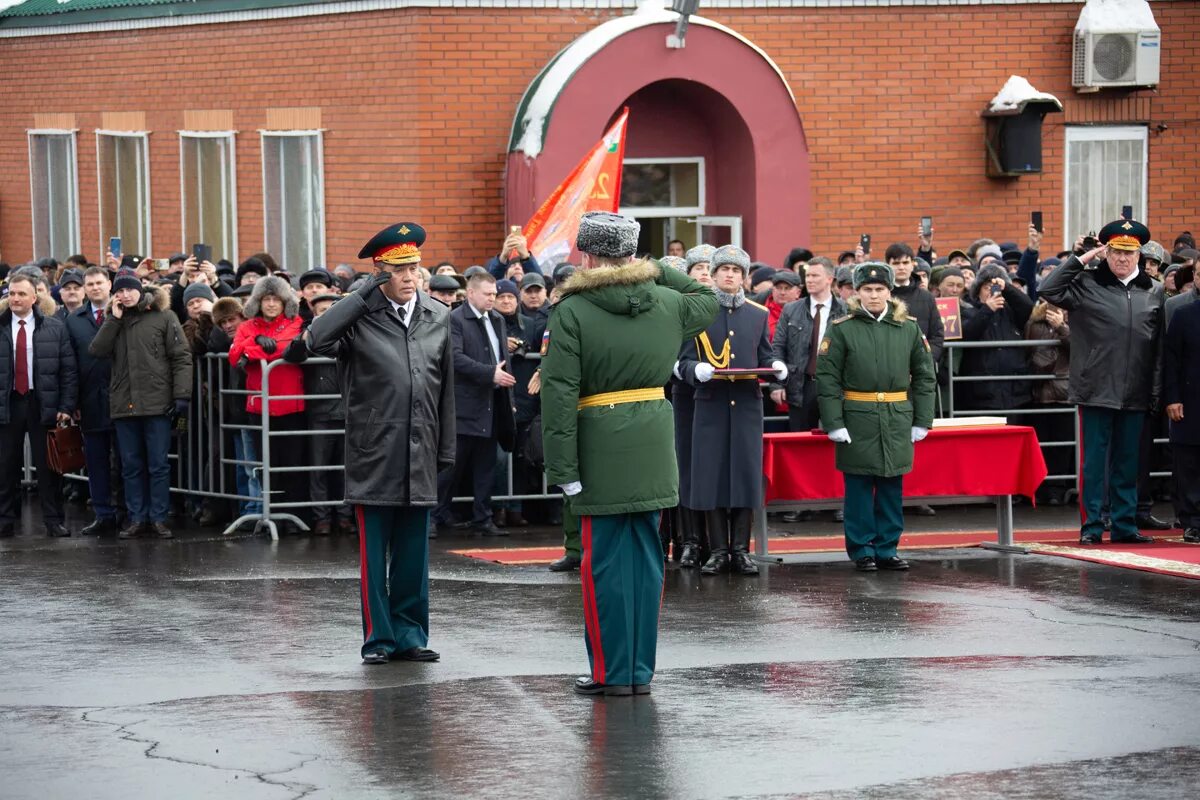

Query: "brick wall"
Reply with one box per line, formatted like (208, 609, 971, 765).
(1, 3, 1197, 268)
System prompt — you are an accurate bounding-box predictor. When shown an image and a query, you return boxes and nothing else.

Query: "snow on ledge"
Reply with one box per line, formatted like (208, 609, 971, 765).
(1075, 0, 1160, 34)
(987, 75, 1063, 115)
(514, 1, 794, 158)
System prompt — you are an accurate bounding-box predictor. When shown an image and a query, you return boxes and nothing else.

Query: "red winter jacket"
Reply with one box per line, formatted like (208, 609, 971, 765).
(229, 315, 305, 416)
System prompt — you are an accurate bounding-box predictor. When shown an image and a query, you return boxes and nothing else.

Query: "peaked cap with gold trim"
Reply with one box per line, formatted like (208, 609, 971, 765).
(358, 222, 427, 265)
(1098, 218, 1150, 252)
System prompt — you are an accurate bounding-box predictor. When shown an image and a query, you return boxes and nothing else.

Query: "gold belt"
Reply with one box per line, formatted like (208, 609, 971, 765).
(844, 390, 908, 403)
(577, 387, 664, 410)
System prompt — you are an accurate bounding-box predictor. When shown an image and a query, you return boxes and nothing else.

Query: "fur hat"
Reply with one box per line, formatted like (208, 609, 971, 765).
(685, 244, 716, 268)
(659, 256, 687, 273)
(576, 211, 640, 259)
(710, 245, 750, 274)
(852, 262, 894, 290)
(211, 297, 245, 326)
(1140, 240, 1168, 264)
(244, 275, 298, 318)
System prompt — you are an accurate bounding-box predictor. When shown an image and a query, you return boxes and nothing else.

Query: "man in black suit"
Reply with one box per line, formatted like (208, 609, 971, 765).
(433, 272, 515, 535)
(65, 266, 121, 536)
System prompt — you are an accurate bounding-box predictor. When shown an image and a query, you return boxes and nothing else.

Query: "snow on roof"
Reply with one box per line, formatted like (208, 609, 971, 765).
(513, 0, 794, 158)
(987, 75, 1063, 115)
(1075, 0, 1160, 34)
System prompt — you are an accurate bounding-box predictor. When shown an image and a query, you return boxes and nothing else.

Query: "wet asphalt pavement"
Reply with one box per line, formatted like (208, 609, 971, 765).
(2, 504, 1198, 799)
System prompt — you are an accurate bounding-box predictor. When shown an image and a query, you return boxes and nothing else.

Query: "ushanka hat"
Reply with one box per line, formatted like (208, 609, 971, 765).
(660, 256, 687, 273)
(576, 211, 640, 258)
(685, 244, 716, 268)
(853, 262, 895, 290)
(710, 245, 751, 274)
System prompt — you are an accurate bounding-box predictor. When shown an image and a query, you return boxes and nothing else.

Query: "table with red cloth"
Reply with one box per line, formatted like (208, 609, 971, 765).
(756, 425, 1048, 555)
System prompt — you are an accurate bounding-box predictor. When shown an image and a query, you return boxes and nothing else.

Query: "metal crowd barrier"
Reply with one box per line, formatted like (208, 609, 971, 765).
(23, 339, 1173, 538)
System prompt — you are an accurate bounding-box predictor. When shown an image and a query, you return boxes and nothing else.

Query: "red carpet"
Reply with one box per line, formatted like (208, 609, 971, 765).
(1027, 539, 1200, 580)
(450, 528, 1082, 566)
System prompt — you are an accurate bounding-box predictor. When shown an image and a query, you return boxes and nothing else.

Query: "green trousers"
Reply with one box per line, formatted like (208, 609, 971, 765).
(842, 473, 904, 561)
(580, 511, 664, 686)
(355, 505, 430, 658)
(562, 497, 581, 557)
(1079, 405, 1142, 539)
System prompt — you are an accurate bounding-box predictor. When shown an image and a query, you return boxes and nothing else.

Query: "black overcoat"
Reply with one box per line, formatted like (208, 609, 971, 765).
(0, 299, 77, 427)
(65, 304, 113, 432)
(678, 300, 773, 510)
(448, 302, 515, 448)
(1165, 300, 1200, 446)
(307, 288, 455, 507)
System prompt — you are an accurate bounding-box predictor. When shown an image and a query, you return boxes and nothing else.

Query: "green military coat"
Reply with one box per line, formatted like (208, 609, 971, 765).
(815, 298, 936, 477)
(541, 259, 717, 516)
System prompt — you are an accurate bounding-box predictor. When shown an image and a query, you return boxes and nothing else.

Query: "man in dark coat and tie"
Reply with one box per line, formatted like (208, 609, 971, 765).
(1164, 298, 1200, 542)
(307, 222, 455, 665)
(677, 245, 787, 575)
(432, 271, 516, 536)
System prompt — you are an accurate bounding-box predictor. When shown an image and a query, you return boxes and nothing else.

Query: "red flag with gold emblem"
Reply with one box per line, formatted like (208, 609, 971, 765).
(523, 109, 628, 268)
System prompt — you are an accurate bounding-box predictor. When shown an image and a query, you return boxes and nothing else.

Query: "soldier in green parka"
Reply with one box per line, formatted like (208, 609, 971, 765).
(815, 262, 936, 572)
(541, 212, 716, 696)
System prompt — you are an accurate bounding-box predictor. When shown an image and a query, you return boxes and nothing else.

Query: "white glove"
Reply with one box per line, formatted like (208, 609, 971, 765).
(772, 360, 788, 381)
(911, 426, 928, 443)
(559, 481, 582, 496)
(694, 363, 715, 383)
(827, 428, 852, 443)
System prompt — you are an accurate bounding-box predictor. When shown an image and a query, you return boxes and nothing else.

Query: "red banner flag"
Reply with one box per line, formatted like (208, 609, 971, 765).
(523, 109, 628, 268)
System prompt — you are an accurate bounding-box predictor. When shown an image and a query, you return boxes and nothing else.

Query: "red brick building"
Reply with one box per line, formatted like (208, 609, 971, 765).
(1, 0, 1196, 272)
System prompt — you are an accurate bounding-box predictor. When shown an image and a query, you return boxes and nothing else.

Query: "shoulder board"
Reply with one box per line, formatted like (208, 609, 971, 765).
(744, 299, 768, 311)
(832, 315, 852, 325)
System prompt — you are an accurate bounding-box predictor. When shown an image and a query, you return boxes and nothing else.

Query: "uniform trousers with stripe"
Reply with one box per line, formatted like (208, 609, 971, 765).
(1078, 406, 1142, 539)
(580, 511, 664, 687)
(356, 505, 430, 658)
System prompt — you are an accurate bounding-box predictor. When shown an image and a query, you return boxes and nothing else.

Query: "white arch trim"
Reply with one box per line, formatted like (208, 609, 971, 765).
(512, 5, 795, 158)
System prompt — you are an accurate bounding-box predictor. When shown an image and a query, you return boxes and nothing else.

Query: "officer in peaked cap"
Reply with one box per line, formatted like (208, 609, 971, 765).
(308, 221, 453, 665)
(540, 210, 717, 695)
(816, 262, 936, 572)
(1038, 218, 1164, 544)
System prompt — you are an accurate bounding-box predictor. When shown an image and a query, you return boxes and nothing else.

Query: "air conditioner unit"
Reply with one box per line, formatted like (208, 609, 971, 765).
(1072, 0, 1160, 90)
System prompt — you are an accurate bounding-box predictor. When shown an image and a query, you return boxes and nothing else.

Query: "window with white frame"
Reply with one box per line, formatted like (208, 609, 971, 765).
(1064, 126, 1148, 249)
(96, 131, 152, 258)
(261, 131, 324, 273)
(28, 130, 81, 261)
(180, 132, 237, 263)
(619, 158, 704, 218)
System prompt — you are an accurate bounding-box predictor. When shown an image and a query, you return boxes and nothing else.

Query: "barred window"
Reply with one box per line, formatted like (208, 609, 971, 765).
(28, 131, 80, 261)
(96, 131, 152, 258)
(261, 131, 324, 273)
(180, 132, 237, 263)
(1064, 126, 1147, 249)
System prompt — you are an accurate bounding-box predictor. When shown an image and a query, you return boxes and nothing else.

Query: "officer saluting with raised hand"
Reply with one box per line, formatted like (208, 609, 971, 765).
(816, 262, 936, 572)
(308, 222, 455, 666)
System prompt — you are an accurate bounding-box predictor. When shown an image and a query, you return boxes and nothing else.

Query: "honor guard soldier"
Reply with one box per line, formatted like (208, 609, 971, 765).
(816, 262, 936, 572)
(308, 223, 455, 665)
(1038, 218, 1163, 544)
(677, 245, 788, 576)
(541, 212, 716, 696)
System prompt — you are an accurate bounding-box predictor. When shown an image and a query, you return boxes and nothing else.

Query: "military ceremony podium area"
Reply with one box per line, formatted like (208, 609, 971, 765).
(2, 513, 1198, 799)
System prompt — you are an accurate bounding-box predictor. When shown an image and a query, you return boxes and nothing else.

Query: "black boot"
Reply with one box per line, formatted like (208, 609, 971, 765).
(729, 507, 759, 575)
(700, 509, 730, 575)
(678, 505, 702, 568)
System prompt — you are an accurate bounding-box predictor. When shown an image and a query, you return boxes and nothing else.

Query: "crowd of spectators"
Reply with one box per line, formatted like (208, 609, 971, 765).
(0, 222, 1195, 538)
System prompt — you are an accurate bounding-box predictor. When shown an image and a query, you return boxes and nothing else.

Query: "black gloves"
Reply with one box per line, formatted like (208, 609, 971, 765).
(172, 399, 190, 417)
(255, 335, 278, 354)
(357, 270, 391, 297)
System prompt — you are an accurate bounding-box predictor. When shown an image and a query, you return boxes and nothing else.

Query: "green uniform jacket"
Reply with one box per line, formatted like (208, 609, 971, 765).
(816, 298, 936, 477)
(542, 260, 717, 515)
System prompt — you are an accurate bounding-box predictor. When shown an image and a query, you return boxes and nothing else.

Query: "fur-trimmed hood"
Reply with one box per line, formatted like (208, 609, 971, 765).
(106, 283, 171, 314)
(0, 292, 58, 318)
(845, 296, 910, 324)
(244, 275, 299, 319)
(559, 259, 663, 317)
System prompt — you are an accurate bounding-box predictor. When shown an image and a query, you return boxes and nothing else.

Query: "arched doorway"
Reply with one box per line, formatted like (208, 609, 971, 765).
(506, 8, 808, 266)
